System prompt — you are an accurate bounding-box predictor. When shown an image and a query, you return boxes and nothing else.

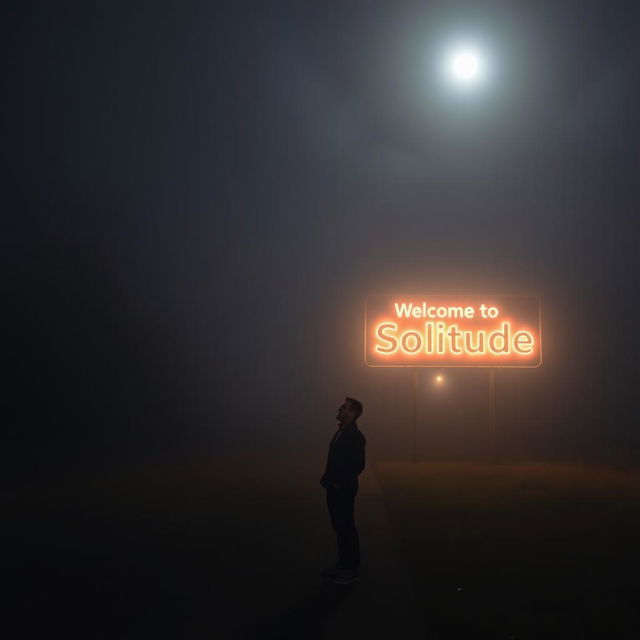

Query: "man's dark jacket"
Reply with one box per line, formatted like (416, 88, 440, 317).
(320, 422, 366, 494)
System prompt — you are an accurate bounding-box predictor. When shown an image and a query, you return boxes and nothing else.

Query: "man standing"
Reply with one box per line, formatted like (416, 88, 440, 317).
(320, 397, 366, 585)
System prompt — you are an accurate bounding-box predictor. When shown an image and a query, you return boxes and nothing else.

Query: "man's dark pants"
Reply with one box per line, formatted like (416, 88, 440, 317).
(326, 487, 359, 571)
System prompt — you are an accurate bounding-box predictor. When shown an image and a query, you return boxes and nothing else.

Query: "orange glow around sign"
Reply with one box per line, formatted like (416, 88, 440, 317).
(365, 296, 541, 367)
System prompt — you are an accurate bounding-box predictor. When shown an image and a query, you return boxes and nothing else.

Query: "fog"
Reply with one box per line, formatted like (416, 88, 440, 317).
(6, 0, 640, 473)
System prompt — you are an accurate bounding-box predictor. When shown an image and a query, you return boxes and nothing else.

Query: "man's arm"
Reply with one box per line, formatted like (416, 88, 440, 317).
(351, 434, 366, 476)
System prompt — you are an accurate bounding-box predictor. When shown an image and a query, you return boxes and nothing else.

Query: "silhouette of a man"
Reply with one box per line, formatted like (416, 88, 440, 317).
(320, 397, 366, 584)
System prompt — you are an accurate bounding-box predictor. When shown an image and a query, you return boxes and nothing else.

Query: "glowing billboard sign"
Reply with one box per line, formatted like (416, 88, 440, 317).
(365, 295, 541, 367)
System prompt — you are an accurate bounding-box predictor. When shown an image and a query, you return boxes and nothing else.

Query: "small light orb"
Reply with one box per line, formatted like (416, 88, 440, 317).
(435, 375, 444, 384)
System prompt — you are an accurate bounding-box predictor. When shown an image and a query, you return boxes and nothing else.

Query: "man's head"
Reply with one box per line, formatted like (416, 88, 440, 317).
(336, 397, 363, 427)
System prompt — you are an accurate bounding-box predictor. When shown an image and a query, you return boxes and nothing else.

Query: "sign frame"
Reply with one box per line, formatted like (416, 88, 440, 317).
(364, 294, 542, 369)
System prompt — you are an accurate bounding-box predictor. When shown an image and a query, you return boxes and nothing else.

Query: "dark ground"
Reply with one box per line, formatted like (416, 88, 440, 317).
(6, 453, 640, 639)
(377, 461, 640, 639)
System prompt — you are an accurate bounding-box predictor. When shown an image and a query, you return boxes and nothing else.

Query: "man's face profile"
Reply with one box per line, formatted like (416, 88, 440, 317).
(336, 400, 354, 426)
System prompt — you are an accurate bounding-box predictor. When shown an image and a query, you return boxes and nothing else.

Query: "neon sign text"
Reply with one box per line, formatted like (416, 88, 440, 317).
(375, 322, 534, 356)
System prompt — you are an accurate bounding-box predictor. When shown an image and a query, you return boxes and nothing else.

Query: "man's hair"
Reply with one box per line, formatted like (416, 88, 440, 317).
(345, 397, 363, 419)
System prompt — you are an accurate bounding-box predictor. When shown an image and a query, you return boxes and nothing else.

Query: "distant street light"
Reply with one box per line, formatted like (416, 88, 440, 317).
(435, 374, 444, 385)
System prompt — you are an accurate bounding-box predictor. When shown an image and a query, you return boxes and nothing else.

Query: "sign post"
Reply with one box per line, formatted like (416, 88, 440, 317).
(412, 368, 418, 463)
(364, 295, 541, 462)
(489, 368, 497, 461)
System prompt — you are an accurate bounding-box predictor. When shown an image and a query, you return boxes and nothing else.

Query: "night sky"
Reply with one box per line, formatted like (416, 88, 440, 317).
(5, 0, 640, 470)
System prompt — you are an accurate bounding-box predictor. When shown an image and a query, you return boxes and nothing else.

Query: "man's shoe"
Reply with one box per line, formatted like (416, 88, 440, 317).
(321, 565, 344, 578)
(331, 570, 359, 585)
